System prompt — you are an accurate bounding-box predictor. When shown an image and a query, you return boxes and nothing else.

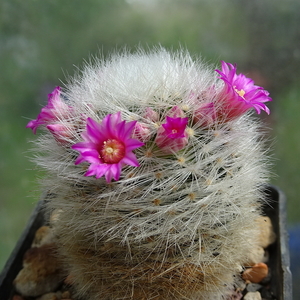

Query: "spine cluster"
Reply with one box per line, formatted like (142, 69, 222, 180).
(27, 48, 271, 300)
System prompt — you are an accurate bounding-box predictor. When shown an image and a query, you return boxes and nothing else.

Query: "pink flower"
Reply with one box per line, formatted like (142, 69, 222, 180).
(162, 116, 188, 138)
(155, 116, 189, 153)
(71, 112, 144, 183)
(26, 87, 70, 134)
(215, 61, 272, 121)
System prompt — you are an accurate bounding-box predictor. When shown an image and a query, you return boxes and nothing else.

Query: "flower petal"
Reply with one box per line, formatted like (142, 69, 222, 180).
(122, 152, 140, 167)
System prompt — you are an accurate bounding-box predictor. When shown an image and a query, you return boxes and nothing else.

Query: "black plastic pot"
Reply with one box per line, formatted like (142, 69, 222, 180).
(0, 199, 45, 300)
(0, 185, 292, 299)
(263, 185, 293, 300)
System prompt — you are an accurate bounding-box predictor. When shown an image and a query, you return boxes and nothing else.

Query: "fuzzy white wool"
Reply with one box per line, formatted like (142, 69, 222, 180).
(31, 48, 270, 300)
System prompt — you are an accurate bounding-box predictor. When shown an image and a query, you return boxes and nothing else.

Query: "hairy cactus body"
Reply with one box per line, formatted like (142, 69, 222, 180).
(29, 49, 270, 300)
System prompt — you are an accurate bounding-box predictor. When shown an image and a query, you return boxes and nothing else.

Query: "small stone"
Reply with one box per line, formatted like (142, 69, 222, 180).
(242, 263, 268, 283)
(12, 295, 25, 300)
(259, 286, 273, 299)
(50, 209, 63, 225)
(61, 291, 71, 299)
(246, 283, 262, 292)
(256, 216, 276, 248)
(37, 292, 60, 300)
(32, 226, 54, 247)
(14, 244, 65, 297)
(243, 291, 262, 300)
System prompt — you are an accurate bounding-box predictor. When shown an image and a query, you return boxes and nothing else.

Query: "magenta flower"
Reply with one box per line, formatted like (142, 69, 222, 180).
(155, 116, 189, 153)
(71, 112, 144, 183)
(162, 116, 188, 138)
(215, 61, 272, 121)
(26, 87, 70, 134)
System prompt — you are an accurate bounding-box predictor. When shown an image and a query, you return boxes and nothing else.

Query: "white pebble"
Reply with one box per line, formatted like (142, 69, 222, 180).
(244, 291, 262, 300)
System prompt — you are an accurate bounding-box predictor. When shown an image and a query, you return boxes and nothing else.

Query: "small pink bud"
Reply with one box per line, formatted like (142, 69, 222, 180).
(144, 107, 159, 122)
(155, 116, 189, 153)
(193, 102, 216, 126)
(26, 86, 73, 134)
(133, 122, 151, 143)
(167, 106, 185, 118)
(162, 116, 188, 139)
(47, 123, 71, 144)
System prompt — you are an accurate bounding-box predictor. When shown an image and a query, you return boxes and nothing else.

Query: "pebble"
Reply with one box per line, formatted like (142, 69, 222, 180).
(246, 283, 262, 292)
(242, 263, 268, 283)
(243, 291, 262, 300)
(256, 216, 276, 248)
(50, 209, 63, 225)
(32, 226, 54, 247)
(259, 286, 273, 299)
(14, 243, 65, 297)
(36, 292, 60, 300)
(61, 291, 71, 299)
(12, 296, 25, 300)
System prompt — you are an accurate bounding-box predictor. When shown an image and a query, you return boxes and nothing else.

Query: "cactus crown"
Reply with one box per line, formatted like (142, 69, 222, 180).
(27, 48, 272, 300)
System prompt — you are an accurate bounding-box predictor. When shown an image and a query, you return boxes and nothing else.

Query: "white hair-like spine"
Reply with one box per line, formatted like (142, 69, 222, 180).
(30, 48, 270, 300)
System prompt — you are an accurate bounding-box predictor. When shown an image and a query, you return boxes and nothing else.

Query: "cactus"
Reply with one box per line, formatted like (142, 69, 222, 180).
(27, 48, 272, 300)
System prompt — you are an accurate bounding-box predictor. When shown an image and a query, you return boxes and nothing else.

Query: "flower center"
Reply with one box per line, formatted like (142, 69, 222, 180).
(100, 139, 125, 164)
(234, 86, 246, 99)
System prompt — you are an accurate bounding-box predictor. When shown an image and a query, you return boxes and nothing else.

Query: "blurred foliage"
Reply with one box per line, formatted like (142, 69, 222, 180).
(272, 85, 300, 223)
(1, 1, 300, 291)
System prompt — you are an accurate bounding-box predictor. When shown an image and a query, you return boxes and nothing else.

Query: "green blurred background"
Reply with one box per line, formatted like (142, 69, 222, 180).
(1, 0, 300, 295)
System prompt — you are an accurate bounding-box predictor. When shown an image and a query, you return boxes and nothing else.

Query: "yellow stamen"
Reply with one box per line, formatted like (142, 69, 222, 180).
(100, 139, 125, 164)
(234, 86, 246, 98)
(105, 147, 114, 154)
